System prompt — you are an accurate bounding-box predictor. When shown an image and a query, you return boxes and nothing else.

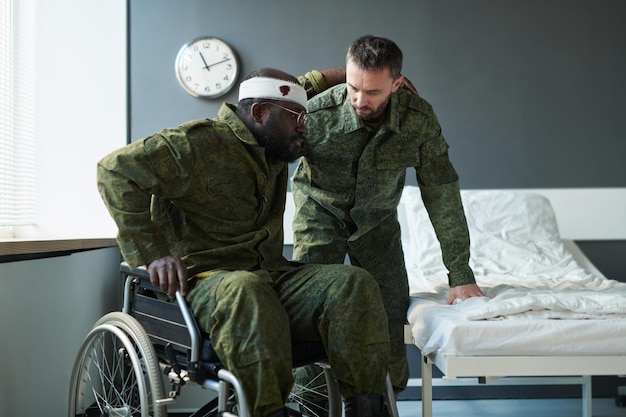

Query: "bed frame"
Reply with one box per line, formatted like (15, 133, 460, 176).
(400, 188, 626, 417)
(406, 328, 626, 417)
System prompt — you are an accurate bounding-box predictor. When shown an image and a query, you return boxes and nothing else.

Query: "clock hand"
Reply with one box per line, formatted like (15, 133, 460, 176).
(205, 57, 231, 69)
(199, 51, 210, 70)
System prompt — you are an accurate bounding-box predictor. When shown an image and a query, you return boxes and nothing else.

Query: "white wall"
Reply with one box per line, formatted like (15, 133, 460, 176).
(284, 188, 626, 244)
(0, 1, 127, 416)
(33, 0, 126, 239)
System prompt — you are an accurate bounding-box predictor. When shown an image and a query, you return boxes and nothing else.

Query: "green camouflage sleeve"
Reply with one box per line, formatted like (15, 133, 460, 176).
(419, 179, 475, 287)
(96, 131, 193, 268)
(297, 70, 329, 100)
(416, 118, 476, 288)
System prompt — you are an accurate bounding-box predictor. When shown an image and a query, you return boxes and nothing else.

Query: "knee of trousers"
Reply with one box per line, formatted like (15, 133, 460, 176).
(322, 264, 381, 296)
(318, 265, 389, 343)
(189, 271, 292, 367)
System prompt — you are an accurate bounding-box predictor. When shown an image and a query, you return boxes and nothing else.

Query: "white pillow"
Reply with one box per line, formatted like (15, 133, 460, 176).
(399, 187, 579, 291)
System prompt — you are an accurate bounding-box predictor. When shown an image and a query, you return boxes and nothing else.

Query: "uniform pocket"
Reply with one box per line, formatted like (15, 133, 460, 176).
(375, 136, 421, 170)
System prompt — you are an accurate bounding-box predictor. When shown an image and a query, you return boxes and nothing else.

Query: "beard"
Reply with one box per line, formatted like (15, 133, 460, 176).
(255, 119, 305, 163)
(258, 134, 303, 162)
(354, 95, 391, 123)
(249, 109, 304, 162)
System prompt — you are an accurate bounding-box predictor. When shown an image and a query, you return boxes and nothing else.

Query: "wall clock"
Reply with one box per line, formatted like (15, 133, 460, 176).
(175, 36, 240, 99)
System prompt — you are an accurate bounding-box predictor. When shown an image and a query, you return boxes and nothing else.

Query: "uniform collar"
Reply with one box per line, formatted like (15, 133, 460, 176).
(341, 89, 401, 135)
(218, 103, 259, 146)
(387, 93, 402, 134)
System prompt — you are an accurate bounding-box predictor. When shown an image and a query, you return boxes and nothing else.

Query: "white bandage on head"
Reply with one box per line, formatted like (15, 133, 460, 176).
(238, 77, 307, 108)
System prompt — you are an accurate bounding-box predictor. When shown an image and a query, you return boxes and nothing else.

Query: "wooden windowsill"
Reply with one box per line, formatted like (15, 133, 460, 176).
(0, 238, 118, 256)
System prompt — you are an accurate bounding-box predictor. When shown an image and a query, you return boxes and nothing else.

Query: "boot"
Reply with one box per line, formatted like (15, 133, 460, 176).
(344, 394, 383, 417)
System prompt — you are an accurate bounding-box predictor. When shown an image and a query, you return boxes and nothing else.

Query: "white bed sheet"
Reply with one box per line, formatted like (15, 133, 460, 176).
(408, 292, 626, 357)
(400, 187, 626, 357)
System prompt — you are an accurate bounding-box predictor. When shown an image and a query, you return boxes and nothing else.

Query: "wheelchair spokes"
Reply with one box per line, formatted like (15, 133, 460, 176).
(69, 312, 166, 417)
(288, 364, 331, 417)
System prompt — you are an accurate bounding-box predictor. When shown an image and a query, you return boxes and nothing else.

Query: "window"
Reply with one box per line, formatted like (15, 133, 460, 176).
(0, 0, 36, 237)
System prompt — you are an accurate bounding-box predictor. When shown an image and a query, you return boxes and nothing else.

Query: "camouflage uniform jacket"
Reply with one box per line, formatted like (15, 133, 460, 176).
(97, 103, 292, 276)
(291, 84, 475, 287)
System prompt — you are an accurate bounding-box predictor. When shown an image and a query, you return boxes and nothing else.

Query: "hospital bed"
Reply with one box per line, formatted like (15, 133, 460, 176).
(397, 186, 626, 417)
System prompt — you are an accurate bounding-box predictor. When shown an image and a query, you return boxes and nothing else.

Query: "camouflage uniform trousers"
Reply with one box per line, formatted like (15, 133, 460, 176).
(293, 215, 410, 395)
(186, 263, 390, 417)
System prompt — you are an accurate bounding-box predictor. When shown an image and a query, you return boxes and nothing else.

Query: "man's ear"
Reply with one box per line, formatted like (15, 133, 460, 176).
(250, 102, 266, 124)
(391, 75, 404, 93)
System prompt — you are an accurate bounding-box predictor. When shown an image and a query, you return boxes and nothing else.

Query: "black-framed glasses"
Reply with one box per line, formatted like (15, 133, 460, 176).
(261, 101, 308, 127)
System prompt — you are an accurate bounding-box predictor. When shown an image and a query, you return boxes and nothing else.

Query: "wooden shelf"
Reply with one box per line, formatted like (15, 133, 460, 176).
(0, 238, 118, 256)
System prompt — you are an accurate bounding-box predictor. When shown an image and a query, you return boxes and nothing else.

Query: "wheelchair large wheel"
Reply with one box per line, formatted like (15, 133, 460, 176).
(68, 312, 166, 417)
(289, 365, 398, 417)
(288, 363, 340, 417)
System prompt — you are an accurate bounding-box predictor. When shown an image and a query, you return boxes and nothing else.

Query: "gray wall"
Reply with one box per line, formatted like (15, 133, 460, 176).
(0, 248, 121, 417)
(129, 0, 625, 399)
(130, 0, 625, 280)
(130, 0, 625, 183)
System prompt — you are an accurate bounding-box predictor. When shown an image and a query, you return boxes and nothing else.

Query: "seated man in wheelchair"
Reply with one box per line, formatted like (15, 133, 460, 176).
(97, 68, 390, 417)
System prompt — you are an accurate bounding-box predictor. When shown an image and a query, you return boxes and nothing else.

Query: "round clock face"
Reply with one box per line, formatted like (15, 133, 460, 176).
(175, 36, 239, 98)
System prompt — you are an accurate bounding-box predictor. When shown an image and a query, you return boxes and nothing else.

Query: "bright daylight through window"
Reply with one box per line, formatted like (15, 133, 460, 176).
(0, 0, 36, 237)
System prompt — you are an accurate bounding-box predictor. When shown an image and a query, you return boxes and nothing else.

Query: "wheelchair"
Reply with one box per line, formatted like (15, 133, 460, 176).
(68, 263, 399, 417)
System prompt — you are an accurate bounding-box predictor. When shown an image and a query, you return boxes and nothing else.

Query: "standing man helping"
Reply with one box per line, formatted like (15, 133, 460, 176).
(292, 35, 484, 395)
(97, 68, 391, 417)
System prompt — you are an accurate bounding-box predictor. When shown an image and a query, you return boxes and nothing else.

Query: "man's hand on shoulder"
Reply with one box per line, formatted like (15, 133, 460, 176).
(400, 75, 419, 96)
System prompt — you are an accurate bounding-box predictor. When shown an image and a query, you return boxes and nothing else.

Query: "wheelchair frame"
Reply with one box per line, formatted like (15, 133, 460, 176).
(68, 263, 398, 417)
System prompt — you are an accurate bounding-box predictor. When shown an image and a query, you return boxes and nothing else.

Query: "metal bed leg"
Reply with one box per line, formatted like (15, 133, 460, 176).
(581, 375, 592, 417)
(422, 354, 433, 417)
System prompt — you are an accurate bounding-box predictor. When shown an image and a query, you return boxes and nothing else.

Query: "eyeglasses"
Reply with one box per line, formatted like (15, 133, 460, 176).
(261, 101, 308, 127)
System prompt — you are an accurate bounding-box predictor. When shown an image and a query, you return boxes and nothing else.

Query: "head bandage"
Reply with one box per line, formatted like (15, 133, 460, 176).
(238, 77, 307, 108)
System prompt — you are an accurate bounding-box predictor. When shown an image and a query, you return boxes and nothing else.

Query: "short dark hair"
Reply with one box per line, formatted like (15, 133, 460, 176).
(346, 35, 403, 79)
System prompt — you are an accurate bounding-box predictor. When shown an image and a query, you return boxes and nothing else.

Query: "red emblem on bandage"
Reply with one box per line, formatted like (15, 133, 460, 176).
(279, 85, 290, 96)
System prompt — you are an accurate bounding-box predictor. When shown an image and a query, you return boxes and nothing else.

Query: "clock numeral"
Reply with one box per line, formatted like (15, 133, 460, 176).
(193, 42, 211, 52)
(223, 75, 230, 81)
(204, 86, 211, 93)
(215, 83, 222, 90)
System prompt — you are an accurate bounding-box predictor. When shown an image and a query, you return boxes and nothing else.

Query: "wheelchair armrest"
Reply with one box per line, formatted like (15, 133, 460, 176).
(120, 261, 147, 277)
(120, 261, 164, 294)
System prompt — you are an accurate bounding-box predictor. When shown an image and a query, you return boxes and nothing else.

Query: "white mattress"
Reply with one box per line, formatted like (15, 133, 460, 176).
(408, 291, 626, 357)
(400, 187, 626, 357)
